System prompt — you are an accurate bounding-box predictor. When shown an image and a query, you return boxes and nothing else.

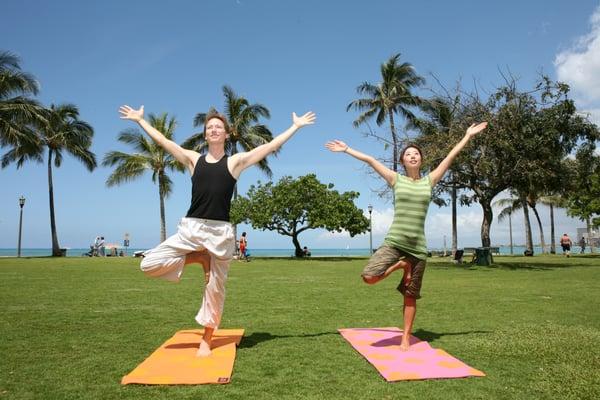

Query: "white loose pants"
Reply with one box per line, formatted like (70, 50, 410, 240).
(140, 217, 235, 328)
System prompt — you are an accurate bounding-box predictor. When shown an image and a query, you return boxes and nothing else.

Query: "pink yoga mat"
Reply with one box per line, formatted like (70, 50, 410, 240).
(339, 327, 485, 381)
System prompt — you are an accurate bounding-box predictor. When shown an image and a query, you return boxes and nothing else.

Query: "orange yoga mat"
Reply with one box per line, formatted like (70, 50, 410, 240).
(121, 329, 244, 385)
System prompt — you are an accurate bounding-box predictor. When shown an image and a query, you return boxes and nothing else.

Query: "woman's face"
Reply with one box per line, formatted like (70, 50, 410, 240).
(205, 118, 229, 144)
(402, 147, 422, 169)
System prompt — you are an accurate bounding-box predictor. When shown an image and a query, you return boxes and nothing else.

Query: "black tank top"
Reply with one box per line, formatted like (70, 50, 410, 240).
(185, 155, 237, 221)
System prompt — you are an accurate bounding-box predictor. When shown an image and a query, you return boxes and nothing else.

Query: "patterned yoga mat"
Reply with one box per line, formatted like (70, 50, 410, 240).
(338, 327, 485, 381)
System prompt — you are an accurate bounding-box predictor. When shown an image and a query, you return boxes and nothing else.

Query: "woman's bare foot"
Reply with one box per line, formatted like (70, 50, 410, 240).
(186, 251, 212, 284)
(196, 338, 212, 357)
(385, 259, 411, 285)
(401, 265, 412, 288)
(399, 337, 411, 351)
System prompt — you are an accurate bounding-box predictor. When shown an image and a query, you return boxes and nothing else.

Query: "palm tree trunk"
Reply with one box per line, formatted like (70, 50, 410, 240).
(549, 205, 556, 254)
(388, 111, 398, 172)
(158, 177, 166, 243)
(509, 211, 514, 255)
(587, 217, 596, 254)
(47, 149, 62, 256)
(451, 182, 457, 255)
(531, 206, 546, 254)
(522, 198, 533, 255)
(480, 199, 493, 247)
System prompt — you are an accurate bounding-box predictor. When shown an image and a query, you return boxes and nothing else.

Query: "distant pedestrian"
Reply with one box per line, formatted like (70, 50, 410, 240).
(560, 233, 572, 257)
(579, 237, 586, 254)
(98, 236, 106, 257)
(239, 232, 250, 262)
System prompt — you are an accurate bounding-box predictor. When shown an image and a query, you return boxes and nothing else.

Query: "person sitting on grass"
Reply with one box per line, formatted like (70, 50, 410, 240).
(120, 104, 315, 357)
(326, 121, 487, 351)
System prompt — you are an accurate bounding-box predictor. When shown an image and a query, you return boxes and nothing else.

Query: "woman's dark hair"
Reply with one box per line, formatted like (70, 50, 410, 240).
(399, 143, 424, 164)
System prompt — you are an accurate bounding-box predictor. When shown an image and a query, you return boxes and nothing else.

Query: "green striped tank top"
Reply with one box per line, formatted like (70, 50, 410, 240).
(383, 174, 432, 260)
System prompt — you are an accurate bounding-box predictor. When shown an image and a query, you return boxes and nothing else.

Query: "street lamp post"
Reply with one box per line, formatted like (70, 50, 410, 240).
(368, 204, 373, 255)
(17, 196, 25, 257)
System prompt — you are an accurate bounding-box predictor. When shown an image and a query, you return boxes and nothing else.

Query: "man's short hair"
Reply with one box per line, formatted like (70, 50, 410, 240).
(203, 110, 230, 134)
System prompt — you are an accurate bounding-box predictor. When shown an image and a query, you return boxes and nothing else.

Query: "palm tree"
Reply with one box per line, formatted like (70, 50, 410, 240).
(494, 196, 518, 255)
(103, 113, 184, 242)
(1, 103, 96, 256)
(494, 194, 535, 255)
(182, 86, 273, 239)
(347, 53, 424, 172)
(539, 194, 567, 254)
(0, 51, 43, 147)
(525, 193, 547, 254)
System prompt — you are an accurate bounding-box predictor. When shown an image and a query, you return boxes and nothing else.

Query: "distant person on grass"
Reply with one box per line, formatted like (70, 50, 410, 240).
(326, 122, 488, 351)
(560, 233, 572, 257)
(579, 236, 586, 254)
(239, 232, 248, 261)
(120, 105, 315, 356)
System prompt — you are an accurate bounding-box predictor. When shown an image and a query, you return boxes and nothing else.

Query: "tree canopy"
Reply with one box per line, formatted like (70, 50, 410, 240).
(231, 174, 369, 257)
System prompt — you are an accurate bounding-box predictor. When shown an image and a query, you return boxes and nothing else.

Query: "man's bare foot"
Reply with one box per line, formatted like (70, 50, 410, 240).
(196, 339, 212, 357)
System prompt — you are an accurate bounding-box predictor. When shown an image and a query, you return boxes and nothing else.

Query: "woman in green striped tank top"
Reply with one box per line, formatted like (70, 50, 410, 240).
(326, 121, 487, 351)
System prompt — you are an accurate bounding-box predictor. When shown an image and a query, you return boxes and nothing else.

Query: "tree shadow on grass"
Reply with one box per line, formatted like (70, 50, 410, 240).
(412, 329, 492, 344)
(446, 260, 597, 271)
(238, 331, 338, 349)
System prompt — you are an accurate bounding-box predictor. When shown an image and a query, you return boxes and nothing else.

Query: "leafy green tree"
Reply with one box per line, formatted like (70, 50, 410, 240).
(0, 51, 43, 147)
(413, 95, 463, 254)
(103, 113, 184, 242)
(416, 76, 596, 248)
(1, 104, 96, 256)
(231, 174, 369, 257)
(347, 53, 424, 172)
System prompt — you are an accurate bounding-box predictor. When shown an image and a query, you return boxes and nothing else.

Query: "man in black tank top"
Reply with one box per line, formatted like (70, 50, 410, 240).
(120, 104, 315, 357)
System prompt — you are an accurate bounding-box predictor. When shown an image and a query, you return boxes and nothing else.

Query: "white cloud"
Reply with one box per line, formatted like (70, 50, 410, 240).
(369, 207, 394, 235)
(425, 210, 483, 239)
(555, 6, 600, 123)
(316, 206, 394, 241)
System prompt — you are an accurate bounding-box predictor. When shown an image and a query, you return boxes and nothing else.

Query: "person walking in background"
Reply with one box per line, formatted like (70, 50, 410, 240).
(579, 236, 586, 254)
(92, 236, 101, 257)
(560, 233, 572, 257)
(98, 236, 106, 257)
(239, 232, 248, 261)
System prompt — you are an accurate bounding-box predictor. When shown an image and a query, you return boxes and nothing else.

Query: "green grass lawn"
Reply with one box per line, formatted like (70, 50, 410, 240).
(1, 254, 599, 399)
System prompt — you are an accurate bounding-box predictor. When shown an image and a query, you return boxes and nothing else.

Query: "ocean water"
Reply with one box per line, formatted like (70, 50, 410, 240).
(0, 246, 589, 258)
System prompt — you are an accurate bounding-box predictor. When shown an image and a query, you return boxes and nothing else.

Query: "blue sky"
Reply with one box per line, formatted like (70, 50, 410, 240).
(1, 0, 599, 250)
